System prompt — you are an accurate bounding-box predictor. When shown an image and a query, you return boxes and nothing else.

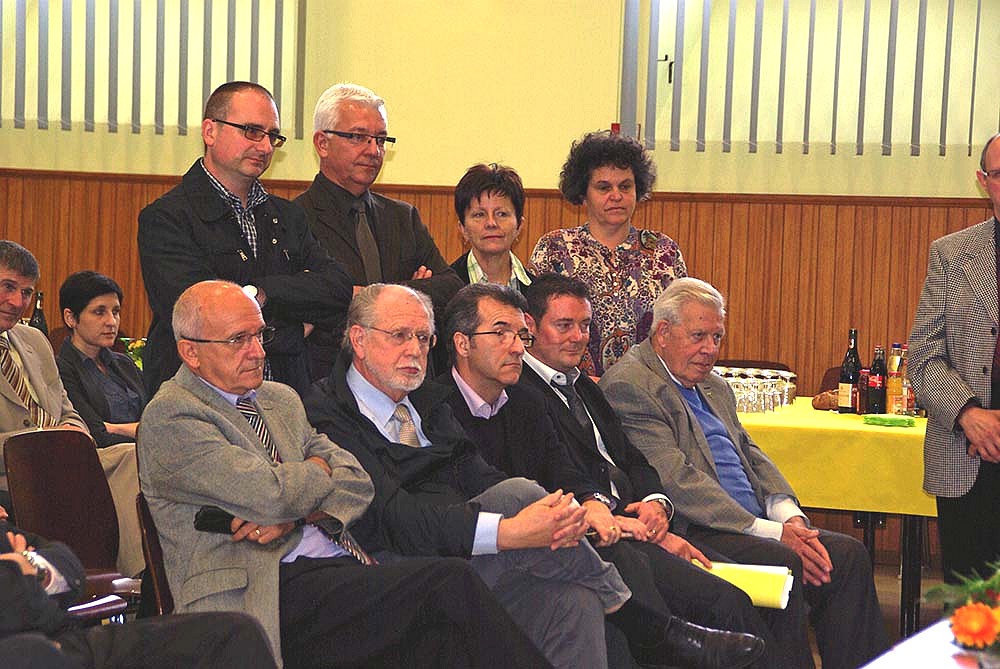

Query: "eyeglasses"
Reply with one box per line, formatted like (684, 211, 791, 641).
(468, 328, 535, 348)
(212, 119, 286, 147)
(367, 326, 436, 349)
(322, 130, 396, 147)
(181, 326, 276, 349)
(984, 168, 1000, 180)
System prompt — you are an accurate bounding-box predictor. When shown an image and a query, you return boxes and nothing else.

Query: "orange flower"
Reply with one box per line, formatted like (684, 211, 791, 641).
(952, 602, 1000, 649)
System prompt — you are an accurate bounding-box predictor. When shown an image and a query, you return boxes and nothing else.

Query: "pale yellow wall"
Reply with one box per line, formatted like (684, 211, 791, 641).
(0, 0, 990, 198)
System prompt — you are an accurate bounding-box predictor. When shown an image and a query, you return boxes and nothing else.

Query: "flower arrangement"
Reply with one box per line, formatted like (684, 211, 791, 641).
(122, 337, 146, 371)
(926, 563, 1000, 661)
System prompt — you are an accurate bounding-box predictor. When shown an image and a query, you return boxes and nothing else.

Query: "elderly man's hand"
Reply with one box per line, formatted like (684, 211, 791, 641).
(625, 500, 670, 544)
(498, 490, 587, 551)
(230, 518, 297, 545)
(959, 406, 1000, 463)
(780, 517, 832, 586)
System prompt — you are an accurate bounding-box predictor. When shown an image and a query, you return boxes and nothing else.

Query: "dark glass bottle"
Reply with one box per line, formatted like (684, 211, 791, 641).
(838, 328, 862, 413)
(27, 291, 48, 336)
(868, 346, 887, 414)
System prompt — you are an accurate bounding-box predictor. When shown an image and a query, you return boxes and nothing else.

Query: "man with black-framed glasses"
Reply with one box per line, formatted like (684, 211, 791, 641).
(296, 83, 462, 379)
(138, 81, 354, 397)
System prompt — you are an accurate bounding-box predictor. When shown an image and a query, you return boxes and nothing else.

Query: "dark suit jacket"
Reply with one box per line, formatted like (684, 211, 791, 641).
(56, 340, 147, 448)
(303, 352, 508, 558)
(0, 520, 85, 640)
(138, 161, 354, 395)
(296, 175, 463, 375)
(436, 371, 601, 500)
(519, 362, 666, 509)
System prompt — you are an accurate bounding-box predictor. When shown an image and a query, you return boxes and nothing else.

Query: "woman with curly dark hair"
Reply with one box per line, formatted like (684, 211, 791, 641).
(530, 131, 687, 375)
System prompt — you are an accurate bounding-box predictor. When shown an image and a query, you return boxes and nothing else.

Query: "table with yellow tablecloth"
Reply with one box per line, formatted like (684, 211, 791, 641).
(738, 396, 933, 637)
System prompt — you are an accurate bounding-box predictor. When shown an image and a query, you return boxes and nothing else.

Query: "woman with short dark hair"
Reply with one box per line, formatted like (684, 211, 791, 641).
(57, 271, 146, 446)
(451, 163, 534, 293)
(531, 131, 688, 376)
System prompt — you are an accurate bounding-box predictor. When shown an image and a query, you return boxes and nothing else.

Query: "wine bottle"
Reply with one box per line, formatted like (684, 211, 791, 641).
(27, 291, 48, 336)
(868, 346, 887, 414)
(838, 329, 862, 413)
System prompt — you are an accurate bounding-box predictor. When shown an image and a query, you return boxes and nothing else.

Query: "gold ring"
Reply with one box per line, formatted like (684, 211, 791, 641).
(610, 526, 618, 532)
(254, 528, 262, 536)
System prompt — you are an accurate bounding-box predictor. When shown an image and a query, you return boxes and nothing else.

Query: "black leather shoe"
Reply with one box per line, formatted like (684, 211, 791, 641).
(632, 617, 765, 669)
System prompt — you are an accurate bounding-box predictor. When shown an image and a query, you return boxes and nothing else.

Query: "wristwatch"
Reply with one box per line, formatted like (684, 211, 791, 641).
(20, 550, 50, 586)
(586, 492, 614, 509)
(650, 497, 675, 521)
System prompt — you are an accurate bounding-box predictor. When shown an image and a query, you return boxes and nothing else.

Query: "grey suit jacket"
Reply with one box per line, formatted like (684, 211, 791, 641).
(908, 217, 997, 497)
(137, 365, 373, 664)
(0, 324, 86, 482)
(599, 340, 796, 535)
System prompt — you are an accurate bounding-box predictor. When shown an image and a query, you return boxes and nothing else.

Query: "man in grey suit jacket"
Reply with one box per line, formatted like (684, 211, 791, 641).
(0, 241, 87, 509)
(601, 278, 888, 669)
(295, 83, 462, 376)
(909, 134, 1000, 583)
(138, 280, 551, 668)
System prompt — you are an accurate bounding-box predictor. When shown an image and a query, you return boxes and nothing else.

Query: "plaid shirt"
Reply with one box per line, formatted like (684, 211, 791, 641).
(200, 159, 268, 258)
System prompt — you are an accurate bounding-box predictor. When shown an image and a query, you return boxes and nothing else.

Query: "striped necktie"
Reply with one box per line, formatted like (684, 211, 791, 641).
(393, 404, 420, 447)
(235, 397, 281, 462)
(0, 336, 55, 427)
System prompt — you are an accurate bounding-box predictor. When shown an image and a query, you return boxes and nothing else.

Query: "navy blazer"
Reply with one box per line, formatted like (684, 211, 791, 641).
(303, 352, 508, 558)
(56, 340, 147, 447)
(518, 363, 667, 507)
(436, 371, 602, 501)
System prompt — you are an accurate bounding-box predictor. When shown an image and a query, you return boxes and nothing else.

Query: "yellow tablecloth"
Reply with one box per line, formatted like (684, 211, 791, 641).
(739, 397, 936, 517)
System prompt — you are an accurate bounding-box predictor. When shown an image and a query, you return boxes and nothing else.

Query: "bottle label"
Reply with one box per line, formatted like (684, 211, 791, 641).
(868, 374, 884, 390)
(838, 383, 855, 409)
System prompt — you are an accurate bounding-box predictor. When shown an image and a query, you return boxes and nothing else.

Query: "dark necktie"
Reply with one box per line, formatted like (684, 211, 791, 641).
(353, 202, 382, 283)
(0, 336, 55, 427)
(552, 379, 596, 443)
(235, 396, 377, 566)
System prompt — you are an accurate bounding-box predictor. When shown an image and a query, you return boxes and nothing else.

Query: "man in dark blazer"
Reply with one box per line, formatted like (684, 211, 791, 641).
(0, 507, 278, 669)
(139, 280, 549, 669)
(439, 282, 768, 668)
(138, 81, 353, 396)
(295, 83, 462, 376)
(600, 277, 889, 669)
(909, 133, 1000, 583)
(0, 241, 88, 511)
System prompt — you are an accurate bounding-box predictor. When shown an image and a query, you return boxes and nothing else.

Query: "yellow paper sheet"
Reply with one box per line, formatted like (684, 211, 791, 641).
(696, 562, 794, 609)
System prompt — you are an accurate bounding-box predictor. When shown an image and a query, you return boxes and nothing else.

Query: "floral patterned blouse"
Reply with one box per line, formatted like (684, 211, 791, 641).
(530, 224, 688, 376)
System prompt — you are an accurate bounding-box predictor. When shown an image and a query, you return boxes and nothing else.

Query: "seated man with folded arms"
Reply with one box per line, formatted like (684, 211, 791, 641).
(138, 280, 549, 669)
(0, 505, 277, 669)
(439, 282, 769, 668)
(303, 283, 762, 669)
(0, 241, 88, 512)
(600, 277, 890, 669)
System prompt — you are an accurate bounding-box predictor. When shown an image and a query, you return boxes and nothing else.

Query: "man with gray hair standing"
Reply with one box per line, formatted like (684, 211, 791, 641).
(601, 277, 888, 669)
(296, 83, 462, 376)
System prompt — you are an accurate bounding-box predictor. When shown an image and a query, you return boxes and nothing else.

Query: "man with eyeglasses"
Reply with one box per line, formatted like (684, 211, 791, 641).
(138, 280, 554, 669)
(0, 241, 88, 511)
(303, 283, 765, 668)
(138, 81, 354, 397)
(601, 277, 888, 669)
(910, 133, 1000, 585)
(295, 83, 462, 379)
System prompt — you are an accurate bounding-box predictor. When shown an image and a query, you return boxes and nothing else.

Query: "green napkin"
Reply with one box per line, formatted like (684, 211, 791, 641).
(862, 414, 916, 427)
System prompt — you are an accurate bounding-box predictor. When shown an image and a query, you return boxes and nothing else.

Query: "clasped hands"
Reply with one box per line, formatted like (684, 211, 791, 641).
(958, 406, 1000, 463)
(781, 516, 833, 586)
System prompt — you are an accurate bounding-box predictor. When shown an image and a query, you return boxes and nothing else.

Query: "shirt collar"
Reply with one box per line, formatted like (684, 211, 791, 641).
(317, 172, 371, 214)
(196, 374, 257, 407)
(450, 366, 508, 418)
(465, 251, 533, 290)
(523, 352, 580, 388)
(200, 159, 268, 212)
(346, 361, 420, 432)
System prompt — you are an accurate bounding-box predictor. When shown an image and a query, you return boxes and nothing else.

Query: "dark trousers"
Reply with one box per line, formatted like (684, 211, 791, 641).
(937, 460, 1000, 584)
(279, 555, 551, 669)
(599, 540, 775, 669)
(686, 526, 889, 669)
(16, 611, 277, 669)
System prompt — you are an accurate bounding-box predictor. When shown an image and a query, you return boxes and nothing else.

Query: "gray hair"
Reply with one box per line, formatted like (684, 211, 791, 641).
(172, 279, 241, 342)
(313, 83, 385, 133)
(343, 283, 435, 355)
(652, 277, 726, 327)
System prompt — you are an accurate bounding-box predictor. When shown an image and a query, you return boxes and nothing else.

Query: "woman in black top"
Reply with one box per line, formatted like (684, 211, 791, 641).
(56, 271, 146, 447)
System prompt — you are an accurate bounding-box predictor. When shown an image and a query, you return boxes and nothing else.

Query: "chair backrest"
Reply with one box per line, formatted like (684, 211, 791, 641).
(716, 358, 791, 372)
(3, 429, 119, 570)
(136, 492, 174, 614)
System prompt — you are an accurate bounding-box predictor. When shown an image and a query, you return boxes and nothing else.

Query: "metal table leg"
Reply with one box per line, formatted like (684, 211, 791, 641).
(899, 515, 924, 638)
